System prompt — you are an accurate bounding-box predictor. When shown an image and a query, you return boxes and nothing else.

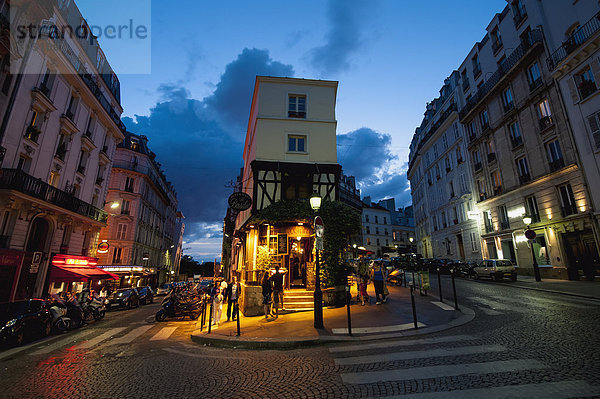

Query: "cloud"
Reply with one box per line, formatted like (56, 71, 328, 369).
(124, 48, 295, 260)
(362, 167, 412, 207)
(308, 0, 372, 76)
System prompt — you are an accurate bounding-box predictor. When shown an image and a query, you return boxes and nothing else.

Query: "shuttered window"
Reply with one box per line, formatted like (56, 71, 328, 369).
(587, 111, 600, 150)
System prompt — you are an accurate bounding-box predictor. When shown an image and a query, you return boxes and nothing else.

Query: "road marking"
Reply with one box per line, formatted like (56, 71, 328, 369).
(335, 344, 506, 366)
(332, 322, 426, 335)
(74, 327, 126, 350)
(340, 359, 546, 384)
(30, 329, 97, 355)
(330, 335, 475, 353)
(431, 301, 455, 311)
(150, 327, 177, 341)
(108, 325, 154, 345)
(364, 380, 600, 399)
(475, 306, 502, 316)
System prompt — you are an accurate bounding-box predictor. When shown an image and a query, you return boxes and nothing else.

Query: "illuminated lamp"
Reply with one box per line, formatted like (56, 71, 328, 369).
(310, 192, 322, 211)
(110, 201, 120, 209)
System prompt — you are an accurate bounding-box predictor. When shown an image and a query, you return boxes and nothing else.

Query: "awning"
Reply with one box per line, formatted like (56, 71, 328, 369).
(49, 265, 119, 283)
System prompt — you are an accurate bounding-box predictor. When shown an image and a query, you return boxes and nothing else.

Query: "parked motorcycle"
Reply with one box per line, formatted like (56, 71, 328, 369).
(82, 297, 106, 321)
(49, 304, 72, 332)
(155, 292, 202, 321)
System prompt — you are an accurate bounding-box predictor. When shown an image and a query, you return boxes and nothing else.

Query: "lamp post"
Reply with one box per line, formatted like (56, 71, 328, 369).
(310, 192, 324, 329)
(523, 216, 541, 282)
(409, 236, 414, 253)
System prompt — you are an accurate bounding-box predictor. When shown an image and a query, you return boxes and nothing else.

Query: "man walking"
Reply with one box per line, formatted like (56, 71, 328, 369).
(269, 265, 285, 319)
(225, 275, 241, 322)
(370, 260, 387, 304)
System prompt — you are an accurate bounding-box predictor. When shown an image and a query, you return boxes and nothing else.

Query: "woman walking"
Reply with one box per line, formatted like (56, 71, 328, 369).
(370, 260, 387, 305)
(261, 271, 272, 319)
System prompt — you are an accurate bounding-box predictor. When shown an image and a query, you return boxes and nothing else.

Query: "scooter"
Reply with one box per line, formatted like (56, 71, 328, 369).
(82, 297, 106, 321)
(155, 295, 202, 322)
(48, 301, 72, 332)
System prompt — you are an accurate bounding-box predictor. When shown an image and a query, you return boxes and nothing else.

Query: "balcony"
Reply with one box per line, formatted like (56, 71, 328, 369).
(519, 173, 531, 185)
(578, 80, 598, 100)
(487, 152, 496, 163)
(561, 204, 578, 217)
(77, 166, 86, 175)
(0, 168, 107, 224)
(547, 11, 600, 70)
(24, 126, 41, 143)
(539, 116, 554, 132)
(479, 192, 488, 202)
(65, 109, 75, 122)
(511, 136, 523, 149)
(460, 30, 543, 121)
(513, 10, 527, 28)
(529, 78, 543, 93)
(492, 40, 503, 54)
(549, 158, 565, 172)
(474, 162, 482, 172)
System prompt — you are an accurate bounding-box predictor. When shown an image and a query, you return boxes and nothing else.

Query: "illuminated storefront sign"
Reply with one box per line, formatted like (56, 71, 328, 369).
(97, 266, 157, 273)
(52, 255, 98, 267)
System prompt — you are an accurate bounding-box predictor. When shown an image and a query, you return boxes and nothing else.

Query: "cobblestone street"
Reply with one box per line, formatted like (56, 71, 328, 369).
(0, 279, 599, 398)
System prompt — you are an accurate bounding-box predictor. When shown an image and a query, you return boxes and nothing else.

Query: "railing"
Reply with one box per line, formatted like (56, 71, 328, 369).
(494, 186, 503, 196)
(24, 126, 41, 143)
(549, 158, 565, 172)
(460, 29, 543, 121)
(513, 10, 527, 28)
(0, 168, 108, 224)
(38, 84, 51, 97)
(539, 116, 554, 132)
(487, 152, 496, 163)
(547, 11, 600, 70)
(473, 64, 482, 78)
(561, 204, 578, 218)
(529, 78, 543, 92)
(503, 102, 514, 114)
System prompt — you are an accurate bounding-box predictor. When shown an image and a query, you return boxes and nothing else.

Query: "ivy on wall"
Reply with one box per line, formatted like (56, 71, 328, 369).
(248, 199, 361, 287)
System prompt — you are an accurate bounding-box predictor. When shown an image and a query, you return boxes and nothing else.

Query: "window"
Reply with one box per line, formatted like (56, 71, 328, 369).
(470, 231, 479, 251)
(574, 67, 597, 100)
(546, 140, 564, 171)
(501, 87, 514, 111)
(40, 69, 56, 96)
(472, 54, 482, 77)
(116, 224, 127, 240)
(66, 94, 78, 120)
(498, 205, 510, 230)
(460, 174, 468, 194)
(442, 134, 448, 149)
(491, 170, 502, 195)
(366, 226, 370, 234)
(125, 177, 135, 193)
(449, 181, 455, 198)
(442, 211, 447, 228)
(288, 135, 306, 152)
(527, 63, 542, 91)
(509, 121, 523, 147)
(365, 215, 369, 223)
(586, 110, 600, 150)
(516, 157, 531, 183)
(483, 210, 493, 233)
(433, 143, 439, 159)
(486, 139, 496, 163)
(472, 150, 482, 171)
(479, 109, 490, 131)
(0, 54, 13, 95)
(25, 111, 44, 142)
(121, 200, 131, 215)
(558, 184, 577, 217)
(112, 247, 122, 264)
(385, 229, 388, 236)
(288, 95, 306, 118)
(456, 147, 463, 164)
(376, 239, 380, 246)
(130, 137, 139, 151)
(433, 215, 438, 231)
(512, 0, 527, 22)
(383, 217, 387, 224)
(537, 99, 553, 130)
(77, 151, 88, 175)
(525, 195, 540, 223)
(445, 157, 451, 172)
(452, 206, 459, 224)
(85, 115, 95, 137)
(375, 227, 380, 235)
(366, 238, 371, 245)
(467, 122, 477, 140)
(461, 69, 470, 92)
(49, 171, 60, 188)
(491, 27, 503, 53)
(375, 216, 378, 224)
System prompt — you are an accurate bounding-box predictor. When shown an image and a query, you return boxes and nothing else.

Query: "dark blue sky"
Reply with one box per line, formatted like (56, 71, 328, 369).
(79, 0, 507, 262)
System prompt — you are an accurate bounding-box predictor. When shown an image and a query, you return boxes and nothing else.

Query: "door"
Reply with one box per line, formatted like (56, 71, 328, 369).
(563, 231, 599, 280)
(456, 234, 465, 261)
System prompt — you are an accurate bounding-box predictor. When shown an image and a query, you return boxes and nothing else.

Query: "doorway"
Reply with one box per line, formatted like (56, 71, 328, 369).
(289, 237, 309, 288)
(456, 234, 465, 260)
(563, 230, 599, 280)
(16, 217, 52, 299)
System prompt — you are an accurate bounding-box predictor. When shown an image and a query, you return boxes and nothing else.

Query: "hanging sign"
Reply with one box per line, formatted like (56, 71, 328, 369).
(525, 229, 536, 240)
(228, 192, 252, 211)
(97, 241, 110, 254)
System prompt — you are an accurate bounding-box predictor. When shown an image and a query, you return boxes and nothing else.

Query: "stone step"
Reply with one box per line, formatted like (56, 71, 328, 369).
(285, 301, 314, 309)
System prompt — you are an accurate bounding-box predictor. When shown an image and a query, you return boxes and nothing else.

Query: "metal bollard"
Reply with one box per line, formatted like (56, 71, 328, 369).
(236, 301, 241, 337)
(410, 283, 418, 329)
(346, 286, 352, 336)
(437, 267, 443, 302)
(208, 301, 213, 334)
(200, 300, 206, 331)
(451, 269, 459, 310)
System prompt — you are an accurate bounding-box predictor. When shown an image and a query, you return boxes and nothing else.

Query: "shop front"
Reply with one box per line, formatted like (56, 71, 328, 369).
(47, 255, 119, 295)
(96, 265, 157, 288)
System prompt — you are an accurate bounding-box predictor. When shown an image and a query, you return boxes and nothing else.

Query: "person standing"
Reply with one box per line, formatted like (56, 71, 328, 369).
(269, 265, 285, 319)
(370, 261, 387, 305)
(211, 280, 225, 326)
(261, 271, 272, 319)
(225, 275, 241, 322)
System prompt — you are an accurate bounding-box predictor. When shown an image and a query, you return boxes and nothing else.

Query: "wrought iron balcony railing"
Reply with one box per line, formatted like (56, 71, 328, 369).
(549, 158, 565, 172)
(547, 11, 600, 71)
(0, 168, 107, 224)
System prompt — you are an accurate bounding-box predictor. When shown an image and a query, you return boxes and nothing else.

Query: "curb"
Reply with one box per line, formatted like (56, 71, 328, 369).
(189, 304, 476, 350)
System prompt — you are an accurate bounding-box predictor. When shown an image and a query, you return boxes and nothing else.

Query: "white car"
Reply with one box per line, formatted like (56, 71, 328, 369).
(473, 259, 517, 281)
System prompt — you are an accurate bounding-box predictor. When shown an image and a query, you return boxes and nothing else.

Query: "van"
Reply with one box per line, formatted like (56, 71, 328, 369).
(473, 259, 517, 281)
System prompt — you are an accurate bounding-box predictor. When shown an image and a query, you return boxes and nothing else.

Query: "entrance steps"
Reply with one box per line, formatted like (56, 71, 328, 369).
(284, 289, 314, 312)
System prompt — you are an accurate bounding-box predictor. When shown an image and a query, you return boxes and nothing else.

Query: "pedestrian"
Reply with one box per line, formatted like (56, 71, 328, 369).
(225, 275, 241, 322)
(269, 265, 285, 319)
(261, 271, 272, 319)
(370, 260, 387, 304)
(211, 280, 224, 326)
(359, 274, 369, 305)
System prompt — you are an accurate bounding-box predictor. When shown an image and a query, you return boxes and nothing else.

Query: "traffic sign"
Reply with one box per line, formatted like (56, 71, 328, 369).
(525, 229, 536, 240)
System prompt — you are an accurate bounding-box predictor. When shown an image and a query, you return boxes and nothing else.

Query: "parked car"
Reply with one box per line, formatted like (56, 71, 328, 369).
(107, 288, 140, 310)
(137, 286, 154, 305)
(472, 259, 517, 281)
(156, 283, 172, 296)
(0, 300, 52, 347)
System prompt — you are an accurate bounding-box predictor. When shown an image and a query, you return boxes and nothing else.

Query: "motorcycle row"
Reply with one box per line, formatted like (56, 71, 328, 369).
(47, 291, 107, 333)
(155, 284, 207, 322)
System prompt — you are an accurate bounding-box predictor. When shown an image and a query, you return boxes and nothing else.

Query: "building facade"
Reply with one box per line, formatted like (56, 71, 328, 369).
(96, 133, 183, 288)
(409, 1, 599, 280)
(0, 0, 125, 300)
(361, 200, 393, 256)
(230, 76, 341, 314)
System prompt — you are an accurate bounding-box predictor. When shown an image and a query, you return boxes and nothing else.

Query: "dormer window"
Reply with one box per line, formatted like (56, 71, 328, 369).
(130, 138, 139, 151)
(288, 95, 306, 118)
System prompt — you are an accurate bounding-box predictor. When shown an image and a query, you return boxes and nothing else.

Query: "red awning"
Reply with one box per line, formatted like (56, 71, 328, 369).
(49, 265, 119, 283)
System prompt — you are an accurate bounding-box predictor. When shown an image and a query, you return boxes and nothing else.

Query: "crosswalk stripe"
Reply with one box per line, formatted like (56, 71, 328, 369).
(329, 335, 475, 353)
(431, 301, 455, 311)
(475, 306, 502, 316)
(335, 344, 505, 366)
(31, 329, 97, 355)
(332, 322, 426, 335)
(150, 327, 177, 341)
(107, 325, 154, 345)
(340, 359, 546, 384)
(364, 380, 600, 399)
(75, 327, 127, 350)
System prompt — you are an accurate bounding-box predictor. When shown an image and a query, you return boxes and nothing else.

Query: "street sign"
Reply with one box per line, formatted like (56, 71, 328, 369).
(314, 216, 324, 237)
(525, 229, 536, 240)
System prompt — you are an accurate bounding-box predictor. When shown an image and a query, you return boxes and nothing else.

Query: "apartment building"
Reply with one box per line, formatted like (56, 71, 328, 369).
(96, 133, 183, 287)
(0, 0, 125, 300)
(362, 199, 393, 256)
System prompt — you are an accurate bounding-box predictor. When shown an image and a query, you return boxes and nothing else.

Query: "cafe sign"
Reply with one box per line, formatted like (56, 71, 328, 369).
(228, 192, 252, 211)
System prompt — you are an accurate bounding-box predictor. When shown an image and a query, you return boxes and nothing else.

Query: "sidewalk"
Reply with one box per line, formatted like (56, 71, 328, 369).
(190, 284, 474, 349)
(506, 275, 600, 300)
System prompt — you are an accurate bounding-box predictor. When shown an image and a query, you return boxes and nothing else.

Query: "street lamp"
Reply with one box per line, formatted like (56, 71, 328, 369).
(310, 191, 324, 329)
(523, 216, 541, 282)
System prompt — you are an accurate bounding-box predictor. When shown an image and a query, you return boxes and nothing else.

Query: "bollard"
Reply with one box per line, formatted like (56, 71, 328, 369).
(410, 283, 418, 329)
(208, 301, 213, 334)
(437, 267, 443, 302)
(200, 299, 206, 331)
(236, 301, 241, 337)
(451, 269, 459, 310)
(346, 286, 352, 336)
